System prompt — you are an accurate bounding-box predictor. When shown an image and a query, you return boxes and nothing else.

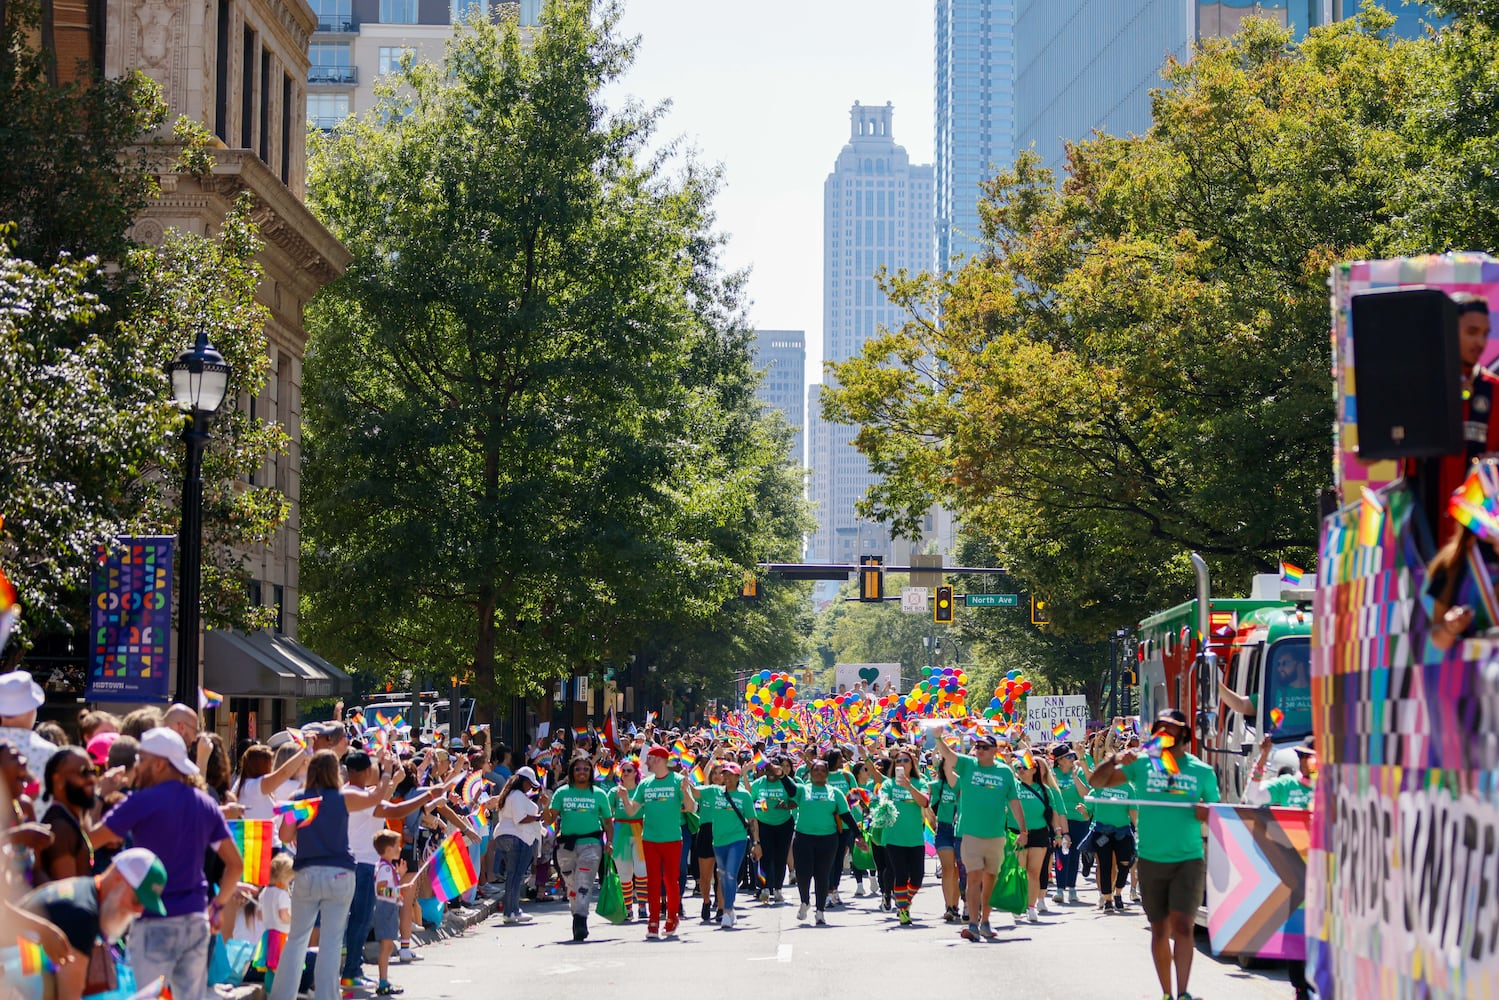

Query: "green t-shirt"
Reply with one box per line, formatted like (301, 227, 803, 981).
(1012, 780, 1065, 832)
(876, 777, 930, 848)
(750, 776, 793, 826)
(703, 787, 754, 847)
(1122, 752, 1220, 863)
(826, 769, 854, 798)
(1055, 765, 1088, 820)
(551, 785, 611, 841)
(951, 754, 1018, 840)
(1262, 774, 1314, 809)
(930, 775, 959, 825)
(631, 774, 687, 843)
(1088, 784, 1133, 827)
(788, 781, 849, 836)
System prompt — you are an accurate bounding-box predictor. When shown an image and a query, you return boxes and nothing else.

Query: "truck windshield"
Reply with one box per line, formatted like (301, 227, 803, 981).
(1261, 637, 1312, 739)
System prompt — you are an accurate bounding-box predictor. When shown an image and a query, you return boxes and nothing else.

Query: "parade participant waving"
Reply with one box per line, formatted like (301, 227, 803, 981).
(543, 755, 613, 942)
(610, 760, 647, 920)
(1012, 754, 1068, 923)
(1243, 736, 1316, 809)
(701, 763, 757, 928)
(872, 745, 930, 925)
(935, 732, 1026, 943)
(615, 744, 697, 938)
(779, 759, 855, 925)
(1090, 709, 1220, 1000)
(749, 757, 795, 903)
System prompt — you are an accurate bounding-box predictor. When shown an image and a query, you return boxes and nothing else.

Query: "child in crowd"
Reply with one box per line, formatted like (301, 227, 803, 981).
(259, 854, 294, 994)
(375, 830, 419, 996)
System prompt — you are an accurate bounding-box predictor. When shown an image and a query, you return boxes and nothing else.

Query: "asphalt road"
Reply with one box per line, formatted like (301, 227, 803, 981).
(384, 866, 1295, 1000)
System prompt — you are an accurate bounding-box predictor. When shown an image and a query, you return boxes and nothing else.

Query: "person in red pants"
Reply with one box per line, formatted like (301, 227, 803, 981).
(614, 744, 698, 938)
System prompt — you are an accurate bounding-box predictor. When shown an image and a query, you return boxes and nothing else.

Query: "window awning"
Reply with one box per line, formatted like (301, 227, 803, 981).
(203, 629, 354, 700)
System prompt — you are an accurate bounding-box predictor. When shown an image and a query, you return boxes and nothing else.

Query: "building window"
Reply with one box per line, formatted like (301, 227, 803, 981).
(377, 45, 413, 75)
(451, 0, 485, 22)
(247, 580, 262, 608)
(310, 0, 350, 30)
(307, 93, 350, 129)
(380, 0, 418, 23)
(272, 585, 285, 633)
(308, 42, 355, 83)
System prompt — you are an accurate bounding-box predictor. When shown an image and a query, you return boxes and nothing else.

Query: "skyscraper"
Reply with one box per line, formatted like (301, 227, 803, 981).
(808, 102, 934, 565)
(750, 330, 806, 466)
(934, 0, 1016, 270)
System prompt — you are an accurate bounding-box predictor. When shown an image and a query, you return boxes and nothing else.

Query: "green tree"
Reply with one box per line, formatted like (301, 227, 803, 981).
(301, 1, 808, 702)
(824, 13, 1422, 640)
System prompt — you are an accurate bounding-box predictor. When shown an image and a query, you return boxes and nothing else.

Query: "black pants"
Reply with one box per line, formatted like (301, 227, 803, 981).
(828, 826, 855, 894)
(870, 843, 895, 897)
(759, 821, 793, 890)
(1095, 831, 1136, 893)
(886, 843, 925, 893)
(793, 831, 839, 909)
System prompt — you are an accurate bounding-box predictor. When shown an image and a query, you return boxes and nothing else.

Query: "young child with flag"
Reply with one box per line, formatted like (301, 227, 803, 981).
(373, 830, 421, 996)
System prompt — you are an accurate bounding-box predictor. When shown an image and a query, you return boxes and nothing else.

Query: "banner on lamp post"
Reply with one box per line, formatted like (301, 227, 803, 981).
(86, 537, 175, 704)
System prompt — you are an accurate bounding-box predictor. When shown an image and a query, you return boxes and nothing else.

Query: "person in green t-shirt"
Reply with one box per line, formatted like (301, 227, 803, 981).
(703, 763, 758, 928)
(750, 759, 796, 904)
(1049, 742, 1093, 905)
(872, 745, 931, 926)
(614, 745, 697, 938)
(935, 731, 1026, 943)
(611, 758, 647, 919)
(1011, 755, 1067, 923)
(1090, 709, 1220, 1000)
(927, 753, 964, 923)
(779, 759, 856, 926)
(822, 748, 859, 908)
(1243, 735, 1316, 810)
(540, 755, 613, 942)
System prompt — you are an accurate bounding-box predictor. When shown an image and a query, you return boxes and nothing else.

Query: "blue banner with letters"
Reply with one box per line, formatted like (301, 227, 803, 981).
(87, 536, 174, 703)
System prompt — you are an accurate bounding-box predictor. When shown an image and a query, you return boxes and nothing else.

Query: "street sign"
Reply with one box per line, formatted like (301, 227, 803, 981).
(901, 587, 930, 614)
(965, 593, 1019, 608)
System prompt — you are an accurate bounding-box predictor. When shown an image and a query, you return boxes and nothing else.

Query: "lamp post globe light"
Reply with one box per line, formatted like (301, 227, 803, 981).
(166, 331, 231, 707)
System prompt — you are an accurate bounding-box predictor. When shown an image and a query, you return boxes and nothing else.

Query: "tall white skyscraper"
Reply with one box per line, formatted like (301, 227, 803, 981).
(808, 102, 934, 565)
(750, 329, 806, 466)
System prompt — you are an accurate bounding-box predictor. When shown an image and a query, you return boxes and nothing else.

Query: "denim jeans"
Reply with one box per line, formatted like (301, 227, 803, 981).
(129, 912, 210, 1000)
(495, 835, 536, 917)
(341, 862, 376, 978)
(713, 840, 749, 910)
(557, 841, 604, 918)
(270, 865, 356, 1000)
(1058, 819, 1091, 890)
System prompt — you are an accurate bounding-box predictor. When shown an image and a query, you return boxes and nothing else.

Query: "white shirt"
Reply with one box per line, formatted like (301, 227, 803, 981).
(0, 728, 57, 784)
(345, 784, 386, 865)
(260, 885, 292, 934)
(494, 791, 541, 846)
(237, 775, 303, 821)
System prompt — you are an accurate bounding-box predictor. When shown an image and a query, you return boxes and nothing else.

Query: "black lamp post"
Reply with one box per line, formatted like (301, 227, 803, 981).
(166, 331, 231, 707)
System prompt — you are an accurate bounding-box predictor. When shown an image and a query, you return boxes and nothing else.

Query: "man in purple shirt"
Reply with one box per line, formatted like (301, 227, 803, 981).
(92, 727, 242, 1000)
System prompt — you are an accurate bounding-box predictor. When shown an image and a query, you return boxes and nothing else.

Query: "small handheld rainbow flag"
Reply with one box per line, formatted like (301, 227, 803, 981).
(230, 819, 274, 885)
(1159, 751, 1181, 776)
(373, 710, 405, 730)
(198, 687, 223, 711)
(1114, 719, 1130, 737)
(251, 929, 286, 973)
(1279, 562, 1305, 586)
(274, 797, 321, 828)
(1018, 748, 1036, 770)
(923, 816, 937, 858)
(1269, 707, 1285, 731)
(1051, 721, 1072, 741)
(460, 772, 486, 805)
(429, 829, 478, 902)
(17, 937, 55, 975)
(1451, 462, 1499, 542)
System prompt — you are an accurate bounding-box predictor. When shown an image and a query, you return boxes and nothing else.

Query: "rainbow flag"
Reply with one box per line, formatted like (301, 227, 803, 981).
(1159, 751, 1181, 776)
(1451, 463, 1499, 542)
(1269, 707, 1285, 731)
(251, 929, 286, 972)
(690, 762, 708, 786)
(1279, 562, 1305, 585)
(230, 819, 274, 885)
(429, 829, 477, 902)
(198, 687, 223, 711)
(1018, 749, 1036, 770)
(1051, 721, 1072, 741)
(373, 710, 405, 730)
(1114, 719, 1130, 737)
(274, 797, 321, 827)
(0, 565, 18, 653)
(750, 748, 766, 772)
(460, 772, 486, 805)
(17, 937, 55, 975)
(923, 817, 937, 858)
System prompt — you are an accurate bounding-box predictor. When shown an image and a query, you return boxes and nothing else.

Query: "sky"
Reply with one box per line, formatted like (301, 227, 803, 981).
(607, 0, 935, 391)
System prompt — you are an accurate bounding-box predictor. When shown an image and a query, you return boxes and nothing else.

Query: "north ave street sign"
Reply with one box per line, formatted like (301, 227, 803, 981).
(964, 593, 1019, 608)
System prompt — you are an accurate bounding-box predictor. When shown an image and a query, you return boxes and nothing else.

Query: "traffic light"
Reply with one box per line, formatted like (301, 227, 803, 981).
(934, 585, 955, 623)
(1031, 595, 1050, 625)
(859, 555, 884, 602)
(741, 572, 759, 600)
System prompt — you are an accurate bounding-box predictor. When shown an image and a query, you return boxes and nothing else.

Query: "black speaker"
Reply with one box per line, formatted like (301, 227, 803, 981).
(1351, 287, 1462, 461)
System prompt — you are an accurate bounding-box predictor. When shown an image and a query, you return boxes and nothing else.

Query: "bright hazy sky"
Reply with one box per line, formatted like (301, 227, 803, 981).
(609, 0, 935, 390)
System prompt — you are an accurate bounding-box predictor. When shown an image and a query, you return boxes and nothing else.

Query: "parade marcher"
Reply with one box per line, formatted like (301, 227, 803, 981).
(873, 745, 930, 926)
(616, 744, 697, 938)
(543, 755, 613, 942)
(935, 732, 1026, 942)
(780, 758, 856, 925)
(1050, 743, 1092, 904)
(749, 756, 795, 903)
(822, 748, 857, 907)
(690, 758, 723, 922)
(610, 759, 648, 920)
(701, 762, 757, 928)
(928, 752, 964, 923)
(1012, 754, 1068, 923)
(1090, 709, 1220, 1000)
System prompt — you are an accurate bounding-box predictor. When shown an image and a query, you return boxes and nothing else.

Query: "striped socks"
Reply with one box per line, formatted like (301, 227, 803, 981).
(894, 883, 914, 910)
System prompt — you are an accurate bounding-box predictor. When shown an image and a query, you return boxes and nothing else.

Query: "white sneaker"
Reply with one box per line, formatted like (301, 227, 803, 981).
(1050, 891, 1063, 904)
(853, 884, 867, 898)
(774, 889, 785, 904)
(1068, 889, 1080, 904)
(723, 910, 735, 929)
(1025, 906, 1039, 924)
(797, 902, 810, 922)
(829, 890, 842, 908)
(396, 947, 417, 963)
(1038, 897, 1050, 913)
(814, 910, 826, 926)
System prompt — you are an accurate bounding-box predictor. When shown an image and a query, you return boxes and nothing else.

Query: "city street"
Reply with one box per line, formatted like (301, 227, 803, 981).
(393, 876, 1293, 999)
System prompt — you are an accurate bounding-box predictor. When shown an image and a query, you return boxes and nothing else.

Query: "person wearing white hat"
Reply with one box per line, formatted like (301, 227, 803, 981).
(90, 728, 242, 1000)
(0, 669, 58, 783)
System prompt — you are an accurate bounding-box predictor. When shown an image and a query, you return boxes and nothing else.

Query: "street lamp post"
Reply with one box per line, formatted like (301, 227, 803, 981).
(166, 331, 231, 708)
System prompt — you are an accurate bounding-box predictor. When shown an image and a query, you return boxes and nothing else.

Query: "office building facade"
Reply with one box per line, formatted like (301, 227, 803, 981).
(808, 102, 934, 565)
(750, 330, 807, 466)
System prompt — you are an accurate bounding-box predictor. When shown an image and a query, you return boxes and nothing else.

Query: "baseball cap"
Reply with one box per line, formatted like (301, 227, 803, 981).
(514, 766, 539, 783)
(138, 727, 199, 776)
(304, 721, 345, 740)
(113, 848, 168, 916)
(646, 745, 670, 759)
(86, 732, 121, 767)
(972, 734, 998, 749)
(0, 671, 45, 717)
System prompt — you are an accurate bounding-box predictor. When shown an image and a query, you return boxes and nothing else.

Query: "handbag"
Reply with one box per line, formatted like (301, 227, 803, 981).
(989, 832, 1029, 915)
(207, 933, 255, 986)
(83, 941, 119, 996)
(594, 852, 627, 924)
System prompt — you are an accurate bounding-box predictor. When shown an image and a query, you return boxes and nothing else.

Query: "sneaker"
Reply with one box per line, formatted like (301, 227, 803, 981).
(882, 893, 892, 911)
(774, 889, 785, 904)
(723, 910, 735, 929)
(1051, 890, 1064, 904)
(1025, 906, 1040, 924)
(701, 902, 712, 922)
(621, 906, 634, 923)
(572, 914, 588, 942)
(828, 890, 841, 908)
(897, 908, 912, 926)
(1132, 888, 1143, 903)
(943, 906, 960, 923)
(797, 902, 810, 922)
(979, 920, 998, 940)
(647, 925, 660, 939)
(1068, 889, 1080, 904)
(395, 947, 417, 964)
(340, 978, 375, 990)
(814, 910, 826, 926)
(960, 925, 982, 942)
(853, 883, 867, 898)
(664, 919, 679, 937)
(960, 911, 971, 923)
(375, 985, 403, 997)
(715, 908, 724, 923)
(1116, 896, 1130, 911)
(1038, 897, 1051, 914)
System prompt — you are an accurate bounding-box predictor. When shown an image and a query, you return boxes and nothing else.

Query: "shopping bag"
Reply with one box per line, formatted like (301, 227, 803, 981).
(850, 841, 875, 871)
(207, 933, 255, 986)
(594, 853, 627, 924)
(989, 832, 1029, 916)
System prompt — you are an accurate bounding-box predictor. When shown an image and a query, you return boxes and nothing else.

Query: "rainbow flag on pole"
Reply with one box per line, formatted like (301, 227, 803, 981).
(1279, 562, 1305, 585)
(274, 797, 321, 828)
(429, 829, 477, 902)
(1051, 721, 1072, 741)
(230, 819, 274, 885)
